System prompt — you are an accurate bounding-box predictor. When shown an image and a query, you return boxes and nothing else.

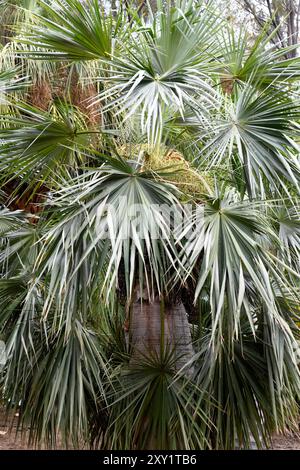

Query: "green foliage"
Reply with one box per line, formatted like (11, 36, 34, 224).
(0, 101, 95, 187)
(0, 0, 300, 451)
(17, 0, 125, 61)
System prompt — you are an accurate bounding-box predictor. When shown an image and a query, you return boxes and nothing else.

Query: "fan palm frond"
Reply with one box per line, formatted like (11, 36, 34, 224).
(103, 348, 212, 450)
(95, 1, 221, 144)
(0, 101, 99, 188)
(178, 190, 299, 341)
(197, 84, 300, 196)
(219, 25, 300, 92)
(31, 158, 182, 331)
(17, 0, 125, 62)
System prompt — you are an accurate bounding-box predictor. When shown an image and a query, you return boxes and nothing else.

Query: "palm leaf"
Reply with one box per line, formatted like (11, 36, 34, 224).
(96, 2, 221, 143)
(198, 83, 300, 196)
(0, 101, 96, 188)
(17, 0, 125, 61)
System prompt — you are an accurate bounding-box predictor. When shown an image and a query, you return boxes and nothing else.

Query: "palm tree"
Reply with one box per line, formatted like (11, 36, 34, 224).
(0, 0, 300, 450)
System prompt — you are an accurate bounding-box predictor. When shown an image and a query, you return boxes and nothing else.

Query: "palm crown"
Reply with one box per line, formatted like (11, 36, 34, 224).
(0, 0, 300, 450)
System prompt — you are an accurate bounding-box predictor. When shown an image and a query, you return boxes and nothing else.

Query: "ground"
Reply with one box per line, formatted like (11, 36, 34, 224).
(271, 434, 300, 450)
(1, 409, 300, 450)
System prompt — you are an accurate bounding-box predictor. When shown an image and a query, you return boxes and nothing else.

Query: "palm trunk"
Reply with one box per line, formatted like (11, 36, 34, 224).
(129, 293, 194, 375)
